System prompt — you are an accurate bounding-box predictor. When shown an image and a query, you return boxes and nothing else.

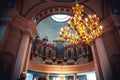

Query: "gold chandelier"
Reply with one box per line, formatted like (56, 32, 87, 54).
(59, 3, 103, 45)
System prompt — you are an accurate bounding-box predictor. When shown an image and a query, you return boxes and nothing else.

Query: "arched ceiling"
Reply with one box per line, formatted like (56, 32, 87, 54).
(15, 0, 110, 44)
(16, 0, 109, 21)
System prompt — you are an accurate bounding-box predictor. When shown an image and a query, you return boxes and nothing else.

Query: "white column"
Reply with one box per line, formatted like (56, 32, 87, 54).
(73, 73, 77, 80)
(91, 43, 103, 80)
(46, 73, 49, 80)
(95, 38, 113, 80)
(23, 37, 33, 72)
(12, 32, 30, 80)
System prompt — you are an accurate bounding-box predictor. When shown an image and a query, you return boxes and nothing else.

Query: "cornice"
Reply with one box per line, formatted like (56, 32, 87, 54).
(9, 10, 38, 37)
(100, 16, 116, 33)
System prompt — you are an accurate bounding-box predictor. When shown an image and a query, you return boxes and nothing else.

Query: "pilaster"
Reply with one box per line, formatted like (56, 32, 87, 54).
(12, 31, 30, 80)
(101, 16, 120, 80)
(95, 38, 113, 80)
(2, 10, 38, 80)
(91, 43, 103, 80)
(23, 36, 33, 72)
(46, 73, 49, 80)
(73, 73, 77, 80)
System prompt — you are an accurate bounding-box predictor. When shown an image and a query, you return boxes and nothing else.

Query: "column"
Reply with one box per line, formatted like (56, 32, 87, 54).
(91, 43, 103, 80)
(95, 38, 113, 80)
(23, 37, 33, 72)
(102, 17, 120, 80)
(12, 32, 30, 80)
(73, 73, 77, 80)
(46, 73, 49, 80)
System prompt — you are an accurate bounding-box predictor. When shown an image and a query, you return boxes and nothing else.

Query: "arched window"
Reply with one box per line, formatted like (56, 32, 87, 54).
(51, 14, 70, 22)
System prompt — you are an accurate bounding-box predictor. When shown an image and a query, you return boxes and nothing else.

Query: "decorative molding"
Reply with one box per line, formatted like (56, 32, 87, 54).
(24, 0, 102, 24)
(34, 5, 97, 25)
(22, 31, 31, 37)
(9, 10, 38, 37)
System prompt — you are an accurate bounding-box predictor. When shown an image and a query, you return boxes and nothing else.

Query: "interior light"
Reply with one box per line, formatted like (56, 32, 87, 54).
(51, 14, 70, 22)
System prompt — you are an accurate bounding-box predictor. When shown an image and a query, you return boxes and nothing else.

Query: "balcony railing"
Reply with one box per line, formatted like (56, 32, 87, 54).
(30, 39, 93, 65)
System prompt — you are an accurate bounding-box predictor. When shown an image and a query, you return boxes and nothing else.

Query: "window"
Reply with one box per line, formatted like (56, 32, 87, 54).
(51, 14, 70, 22)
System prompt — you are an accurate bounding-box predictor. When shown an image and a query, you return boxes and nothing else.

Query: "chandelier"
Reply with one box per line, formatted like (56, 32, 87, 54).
(59, 2, 103, 45)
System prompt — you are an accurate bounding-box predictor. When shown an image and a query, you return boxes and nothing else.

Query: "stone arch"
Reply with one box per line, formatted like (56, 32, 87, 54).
(24, 1, 97, 25)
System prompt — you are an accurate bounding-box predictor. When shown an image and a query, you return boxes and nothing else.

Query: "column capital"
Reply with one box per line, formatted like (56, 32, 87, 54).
(100, 16, 114, 26)
(46, 73, 50, 75)
(111, 15, 120, 26)
(100, 16, 117, 33)
(73, 73, 77, 75)
(9, 10, 38, 37)
(29, 37, 34, 42)
(22, 31, 31, 37)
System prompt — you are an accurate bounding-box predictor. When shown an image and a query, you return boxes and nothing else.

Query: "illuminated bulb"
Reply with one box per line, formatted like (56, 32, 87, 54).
(79, 16, 82, 21)
(99, 25, 103, 30)
(59, 32, 62, 35)
(88, 15, 91, 18)
(67, 27, 69, 30)
(85, 18, 88, 22)
(94, 14, 96, 17)
(61, 28, 63, 31)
